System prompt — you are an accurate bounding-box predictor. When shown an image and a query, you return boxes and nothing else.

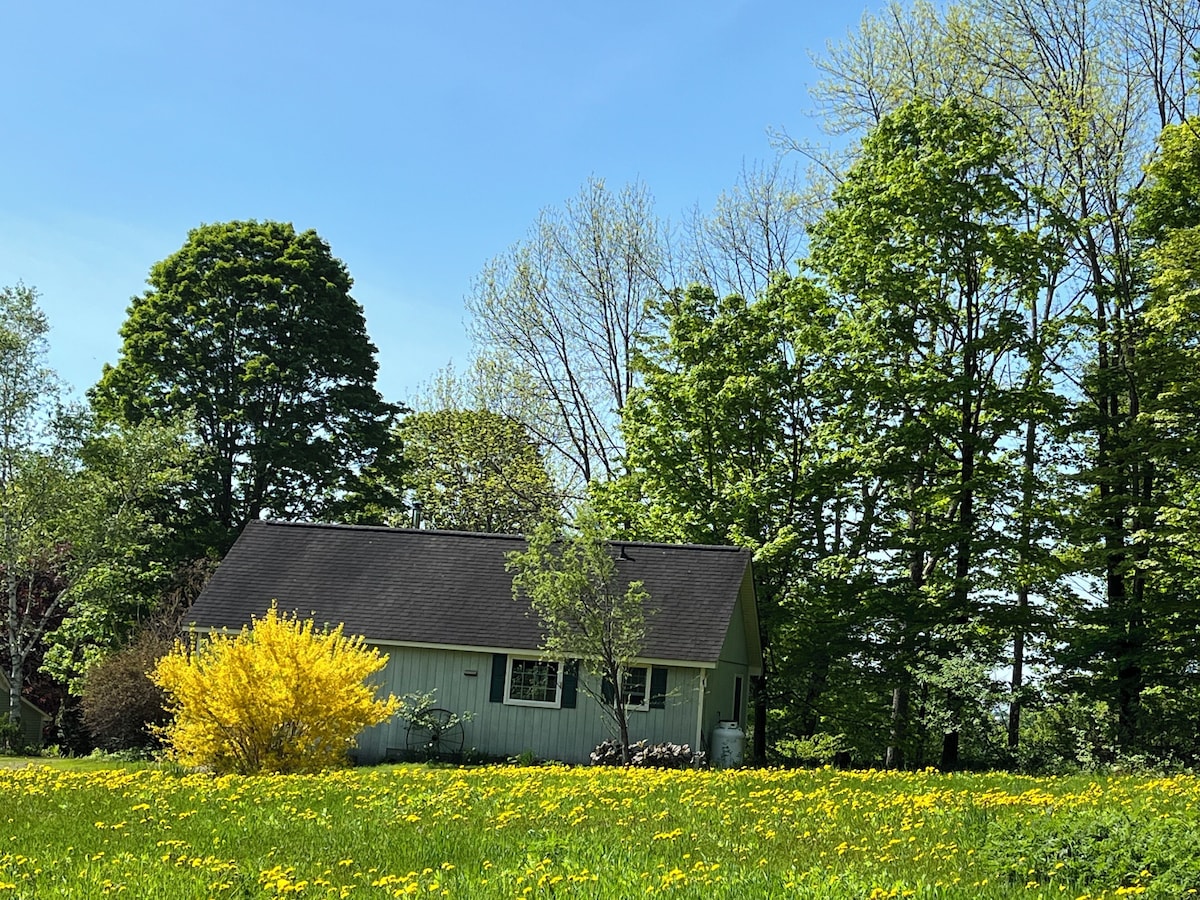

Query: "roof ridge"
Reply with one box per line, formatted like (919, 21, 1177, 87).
(255, 519, 749, 553)
(255, 519, 528, 541)
(608, 538, 750, 554)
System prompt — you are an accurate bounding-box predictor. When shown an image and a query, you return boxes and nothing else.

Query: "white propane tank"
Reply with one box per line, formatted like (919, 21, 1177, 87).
(711, 721, 746, 768)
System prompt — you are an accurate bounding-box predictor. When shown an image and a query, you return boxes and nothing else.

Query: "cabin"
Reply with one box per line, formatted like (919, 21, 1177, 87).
(186, 520, 762, 765)
(0, 670, 51, 750)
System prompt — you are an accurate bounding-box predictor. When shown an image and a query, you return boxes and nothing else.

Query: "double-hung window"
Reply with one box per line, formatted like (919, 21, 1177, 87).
(619, 666, 650, 711)
(504, 657, 562, 708)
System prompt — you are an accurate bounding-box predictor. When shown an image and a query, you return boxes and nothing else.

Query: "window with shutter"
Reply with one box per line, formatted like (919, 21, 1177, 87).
(503, 657, 563, 708)
(601, 666, 668, 711)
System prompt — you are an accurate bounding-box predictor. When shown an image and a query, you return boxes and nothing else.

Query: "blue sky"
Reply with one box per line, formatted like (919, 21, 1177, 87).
(1, 1, 879, 406)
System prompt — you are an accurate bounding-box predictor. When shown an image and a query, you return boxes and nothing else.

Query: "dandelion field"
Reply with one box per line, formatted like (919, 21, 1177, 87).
(3, 764, 1199, 899)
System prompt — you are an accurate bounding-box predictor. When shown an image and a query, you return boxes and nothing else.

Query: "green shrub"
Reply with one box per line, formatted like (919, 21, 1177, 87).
(0, 716, 23, 754)
(81, 633, 172, 752)
(772, 732, 850, 767)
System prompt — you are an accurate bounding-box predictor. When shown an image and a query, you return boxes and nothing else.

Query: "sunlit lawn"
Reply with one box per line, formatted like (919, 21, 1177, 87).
(0, 756, 156, 773)
(3, 762, 1199, 898)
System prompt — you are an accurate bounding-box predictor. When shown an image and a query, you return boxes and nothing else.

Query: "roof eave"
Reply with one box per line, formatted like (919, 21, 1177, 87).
(184, 625, 720, 669)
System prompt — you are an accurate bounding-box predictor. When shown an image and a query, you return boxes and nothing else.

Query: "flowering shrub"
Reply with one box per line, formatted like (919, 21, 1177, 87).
(590, 738, 702, 768)
(152, 602, 400, 774)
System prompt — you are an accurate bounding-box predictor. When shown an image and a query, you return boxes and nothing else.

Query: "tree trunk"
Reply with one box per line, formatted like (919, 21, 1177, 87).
(1009, 412, 1038, 750)
(752, 674, 767, 764)
(1008, 602, 1026, 750)
(889, 488, 925, 771)
(7, 658, 23, 728)
(617, 707, 631, 765)
(6, 565, 24, 727)
(885, 685, 909, 770)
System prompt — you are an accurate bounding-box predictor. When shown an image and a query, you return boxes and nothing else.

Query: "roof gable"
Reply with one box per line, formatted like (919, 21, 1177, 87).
(0, 670, 51, 721)
(188, 520, 756, 665)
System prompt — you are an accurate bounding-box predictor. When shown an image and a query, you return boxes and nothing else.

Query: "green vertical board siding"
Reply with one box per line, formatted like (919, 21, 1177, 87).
(561, 660, 578, 709)
(356, 645, 704, 764)
(20, 707, 43, 749)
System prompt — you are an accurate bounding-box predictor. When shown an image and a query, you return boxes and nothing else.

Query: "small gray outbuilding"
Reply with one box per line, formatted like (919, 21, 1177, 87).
(1, 670, 52, 751)
(186, 520, 762, 765)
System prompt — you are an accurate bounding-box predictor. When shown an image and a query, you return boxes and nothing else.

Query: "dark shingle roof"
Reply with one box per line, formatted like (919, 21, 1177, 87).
(188, 520, 753, 665)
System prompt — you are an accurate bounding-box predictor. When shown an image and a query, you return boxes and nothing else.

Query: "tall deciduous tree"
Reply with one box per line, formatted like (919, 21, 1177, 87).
(507, 507, 648, 763)
(1088, 114, 1200, 756)
(803, 0, 1199, 757)
(808, 98, 1056, 769)
(605, 277, 865, 762)
(92, 220, 398, 553)
(0, 283, 59, 729)
(465, 179, 670, 491)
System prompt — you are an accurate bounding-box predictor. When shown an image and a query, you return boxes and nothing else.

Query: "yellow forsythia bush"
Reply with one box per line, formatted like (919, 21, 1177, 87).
(153, 602, 401, 774)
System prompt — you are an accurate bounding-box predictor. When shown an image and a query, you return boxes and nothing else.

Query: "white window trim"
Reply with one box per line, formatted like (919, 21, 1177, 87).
(620, 666, 651, 712)
(503, 656, 563, 709)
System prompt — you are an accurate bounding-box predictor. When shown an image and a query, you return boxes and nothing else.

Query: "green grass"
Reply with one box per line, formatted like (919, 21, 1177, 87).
(4, 763, 1199, 898)
(0, 755, 155, 773)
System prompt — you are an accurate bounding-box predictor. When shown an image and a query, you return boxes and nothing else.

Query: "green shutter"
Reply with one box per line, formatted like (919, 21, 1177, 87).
(489, 653, 507, 703)
(601, 673, 615, 706)
(649, 667, 668, 709)
(562, 660, 578, 709)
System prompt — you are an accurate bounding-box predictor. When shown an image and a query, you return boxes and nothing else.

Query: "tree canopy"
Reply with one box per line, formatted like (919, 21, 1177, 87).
(399, 408, 560, 533)
(0, 285, 193, 736)
(92, 220, 398, 553)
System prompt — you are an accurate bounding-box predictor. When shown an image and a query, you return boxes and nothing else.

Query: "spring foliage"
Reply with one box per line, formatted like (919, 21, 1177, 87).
(153, 603, 399, 774)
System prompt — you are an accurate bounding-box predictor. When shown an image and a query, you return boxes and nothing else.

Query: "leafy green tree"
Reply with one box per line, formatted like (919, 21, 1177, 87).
(36, 415, 195, 691)
(0, 283, 59, 729)
(92, 220, 398, 553)
(0, 285, 192, 732)
(604, 277, 868, 762)
(808, 98, 1056, 769)
(1073, 113, 1200, 755)
(506, 507, 648, 763)
(400, 409, 559, 533)
(803, 0, 1200, 759)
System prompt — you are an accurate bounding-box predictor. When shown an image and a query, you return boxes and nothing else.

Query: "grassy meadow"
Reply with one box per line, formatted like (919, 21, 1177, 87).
(3, 762, 1199, 898)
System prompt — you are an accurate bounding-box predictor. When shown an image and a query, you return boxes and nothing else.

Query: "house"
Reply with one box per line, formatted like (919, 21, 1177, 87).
(186, 520, 762, 765)
(0, 670, 51, 750)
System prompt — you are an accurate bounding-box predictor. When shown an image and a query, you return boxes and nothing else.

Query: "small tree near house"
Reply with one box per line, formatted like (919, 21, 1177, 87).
(507, 507, 649, 764)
